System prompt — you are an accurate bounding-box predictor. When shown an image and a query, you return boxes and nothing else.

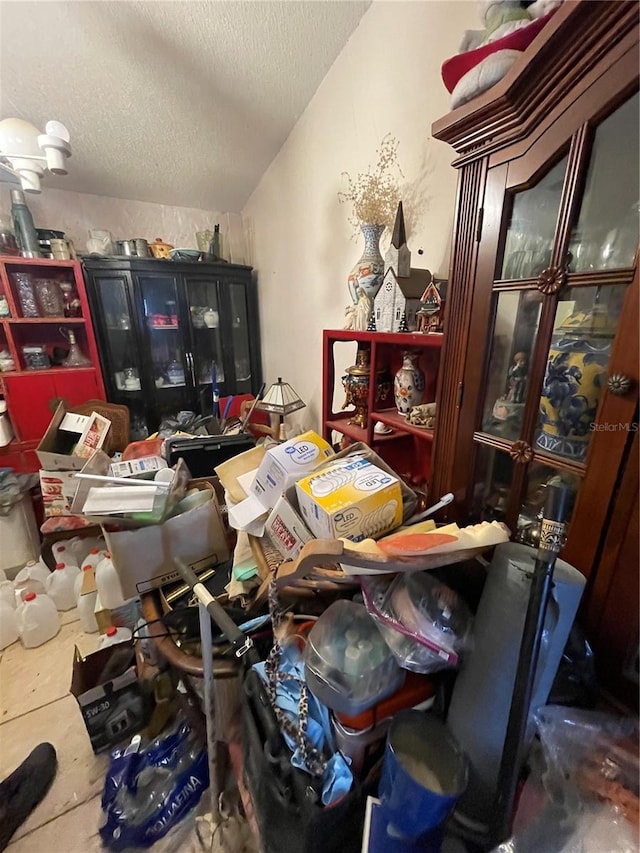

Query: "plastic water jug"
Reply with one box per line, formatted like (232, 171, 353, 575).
(95, 553, 126, 610)
(72, 536, 106, 565)
(99, 625, 132, 649)
(14, 559, 50, 597)
(0, 599, 19, 649)
(0, 568, 7, 583)
(78, 588, 98, 634)
(51, 542, 80, 570)
(0, 580, 16, 609)
(45, 563, 78, 611)
(81, 547, 106, 574)
(18, 592, 60, 648)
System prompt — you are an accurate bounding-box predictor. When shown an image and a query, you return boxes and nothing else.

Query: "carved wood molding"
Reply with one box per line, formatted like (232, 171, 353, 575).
(432, 0, 639, 158)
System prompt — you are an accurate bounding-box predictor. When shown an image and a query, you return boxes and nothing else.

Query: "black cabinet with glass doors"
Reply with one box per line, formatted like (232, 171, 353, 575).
(82, 257, 261, 438)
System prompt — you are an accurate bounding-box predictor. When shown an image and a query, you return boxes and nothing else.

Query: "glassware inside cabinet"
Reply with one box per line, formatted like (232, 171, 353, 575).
(535, 283, 626, 462)
(567, 92, 639, 272)
(500, 155, 567, 280)
(481, 289, 543, 440)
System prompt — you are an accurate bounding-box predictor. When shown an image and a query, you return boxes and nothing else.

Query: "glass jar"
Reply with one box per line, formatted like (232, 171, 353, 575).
(0, 215, 19, 256)
(22, 345, 50, 370)
(34, 278, 64, 317)
(11, 272, 39, 317)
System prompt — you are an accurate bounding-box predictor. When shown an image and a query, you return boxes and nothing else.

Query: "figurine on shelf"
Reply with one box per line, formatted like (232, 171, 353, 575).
(506, 351, 528, 403)
(492, 351, 528, 425)
(343, 286, 372, 332)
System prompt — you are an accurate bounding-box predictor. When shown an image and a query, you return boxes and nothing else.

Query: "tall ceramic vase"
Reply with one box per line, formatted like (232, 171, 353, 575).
(536, 303, 614, 461)
(394, 351, 425, 415)
(347, 223, 385, 304)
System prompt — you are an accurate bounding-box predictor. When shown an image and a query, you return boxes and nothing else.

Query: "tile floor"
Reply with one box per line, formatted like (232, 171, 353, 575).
(0, 607, 201, 852)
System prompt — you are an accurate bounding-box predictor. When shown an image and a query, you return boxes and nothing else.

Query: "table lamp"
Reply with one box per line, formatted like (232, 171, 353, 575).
(256, 377, 305, 440)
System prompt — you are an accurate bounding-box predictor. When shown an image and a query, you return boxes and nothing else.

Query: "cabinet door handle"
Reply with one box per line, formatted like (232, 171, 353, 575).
(607, 374, 632, 396)
(186, 352, 197, 386)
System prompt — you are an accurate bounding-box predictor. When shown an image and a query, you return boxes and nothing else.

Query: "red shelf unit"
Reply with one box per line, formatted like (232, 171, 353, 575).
(0, 256, 106, 472)
(322, 329, 443, 488)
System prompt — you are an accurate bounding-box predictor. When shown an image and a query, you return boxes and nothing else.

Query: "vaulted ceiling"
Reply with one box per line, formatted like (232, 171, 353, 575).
(0, 0, 371, 210)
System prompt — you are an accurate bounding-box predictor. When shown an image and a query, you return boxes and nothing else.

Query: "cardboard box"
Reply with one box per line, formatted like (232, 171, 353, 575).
(227, 431, 335, 534)
(250, 430, 334, 509)
(295, 457, 403, 543)
(39, 470, 79, 517)
(36, 402, 94, 471)
(103, 490, 229, 599)
(265, 495, 314, 560)
(70, 641, 146, 753)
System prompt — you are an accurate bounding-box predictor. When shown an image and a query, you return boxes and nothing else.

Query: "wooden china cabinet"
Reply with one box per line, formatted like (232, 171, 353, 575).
(429, 1, 639, 705)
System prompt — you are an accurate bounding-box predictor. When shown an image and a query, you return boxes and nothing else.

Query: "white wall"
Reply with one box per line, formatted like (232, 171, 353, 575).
(243, 0, 474, 434)
(0, 187, 222, 252)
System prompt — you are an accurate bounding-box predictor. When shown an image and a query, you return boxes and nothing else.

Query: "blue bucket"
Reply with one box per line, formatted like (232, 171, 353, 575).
(378, 710, 468, 844)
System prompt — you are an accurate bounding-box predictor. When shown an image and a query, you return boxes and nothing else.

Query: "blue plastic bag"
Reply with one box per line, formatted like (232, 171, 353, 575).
(100, 721, 209, 850)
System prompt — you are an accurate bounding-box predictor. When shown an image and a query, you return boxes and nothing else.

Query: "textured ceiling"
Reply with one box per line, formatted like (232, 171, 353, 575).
(0, 0, 370, 211)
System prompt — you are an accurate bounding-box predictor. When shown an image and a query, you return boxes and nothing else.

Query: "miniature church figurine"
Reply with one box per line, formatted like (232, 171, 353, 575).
(374, 202, 426, 332)
(386, 201, 411, 279)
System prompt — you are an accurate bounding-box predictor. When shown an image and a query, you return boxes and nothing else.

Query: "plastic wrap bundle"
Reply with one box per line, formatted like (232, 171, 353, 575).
(362, 572, 472, 673)
(446, 542, 586, 829)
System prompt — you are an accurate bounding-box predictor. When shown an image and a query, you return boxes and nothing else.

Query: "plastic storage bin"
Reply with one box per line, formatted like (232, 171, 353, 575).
(303, 600, 404, 716)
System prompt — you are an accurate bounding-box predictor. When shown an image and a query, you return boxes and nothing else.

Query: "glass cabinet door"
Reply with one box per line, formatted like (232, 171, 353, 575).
(183, 276, 225, 415)
(93, 276, 142, 394)
(137, 274, 192, 420)
(228, 281, 254, 394)
(470, 89, 639, 538)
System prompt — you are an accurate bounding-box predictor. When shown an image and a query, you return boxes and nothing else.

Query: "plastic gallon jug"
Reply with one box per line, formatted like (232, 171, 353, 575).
(14, 559, 50, 597)
(95, 553, 125, 609)
(0, 568, 7, 583)
(18, 592, 60, 648)
(71, 536, 106, 565)
(51, 542, 80, 570)
(81, 547, 106, 574)
(45, 563, 78, 611)
(0, 599, 19, 649)
(99, 625, 132, 649)
(0, 580, 16, 609)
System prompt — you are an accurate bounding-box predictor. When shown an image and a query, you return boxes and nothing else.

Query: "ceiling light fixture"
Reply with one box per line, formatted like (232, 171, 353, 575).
(0, 117, 71, 193)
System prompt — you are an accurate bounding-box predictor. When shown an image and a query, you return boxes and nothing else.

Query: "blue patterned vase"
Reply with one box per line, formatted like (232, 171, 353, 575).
(347, 223, 385, 304)
(394, 351, 425, 415)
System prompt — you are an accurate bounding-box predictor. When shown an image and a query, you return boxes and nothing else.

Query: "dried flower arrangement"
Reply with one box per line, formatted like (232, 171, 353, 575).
(338, 134, 403, 235)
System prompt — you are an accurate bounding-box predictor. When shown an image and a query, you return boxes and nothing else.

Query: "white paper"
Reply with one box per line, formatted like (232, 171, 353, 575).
(60, 412, 89, 433)
(82, 486, 157, 514)
(227, 493, 268, 536)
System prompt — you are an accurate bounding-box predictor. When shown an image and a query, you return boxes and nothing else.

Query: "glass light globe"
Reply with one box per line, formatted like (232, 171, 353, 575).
(0, 118, 42, 157)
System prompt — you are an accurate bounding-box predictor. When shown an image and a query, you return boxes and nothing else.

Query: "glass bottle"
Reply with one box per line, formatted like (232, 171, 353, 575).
(60, 329, 92, 367)
(0, 214, 19, 256)
(10, 189, 41, 257)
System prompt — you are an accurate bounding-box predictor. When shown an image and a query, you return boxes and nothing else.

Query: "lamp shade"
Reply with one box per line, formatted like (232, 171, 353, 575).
(257, 378, 305, 416)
